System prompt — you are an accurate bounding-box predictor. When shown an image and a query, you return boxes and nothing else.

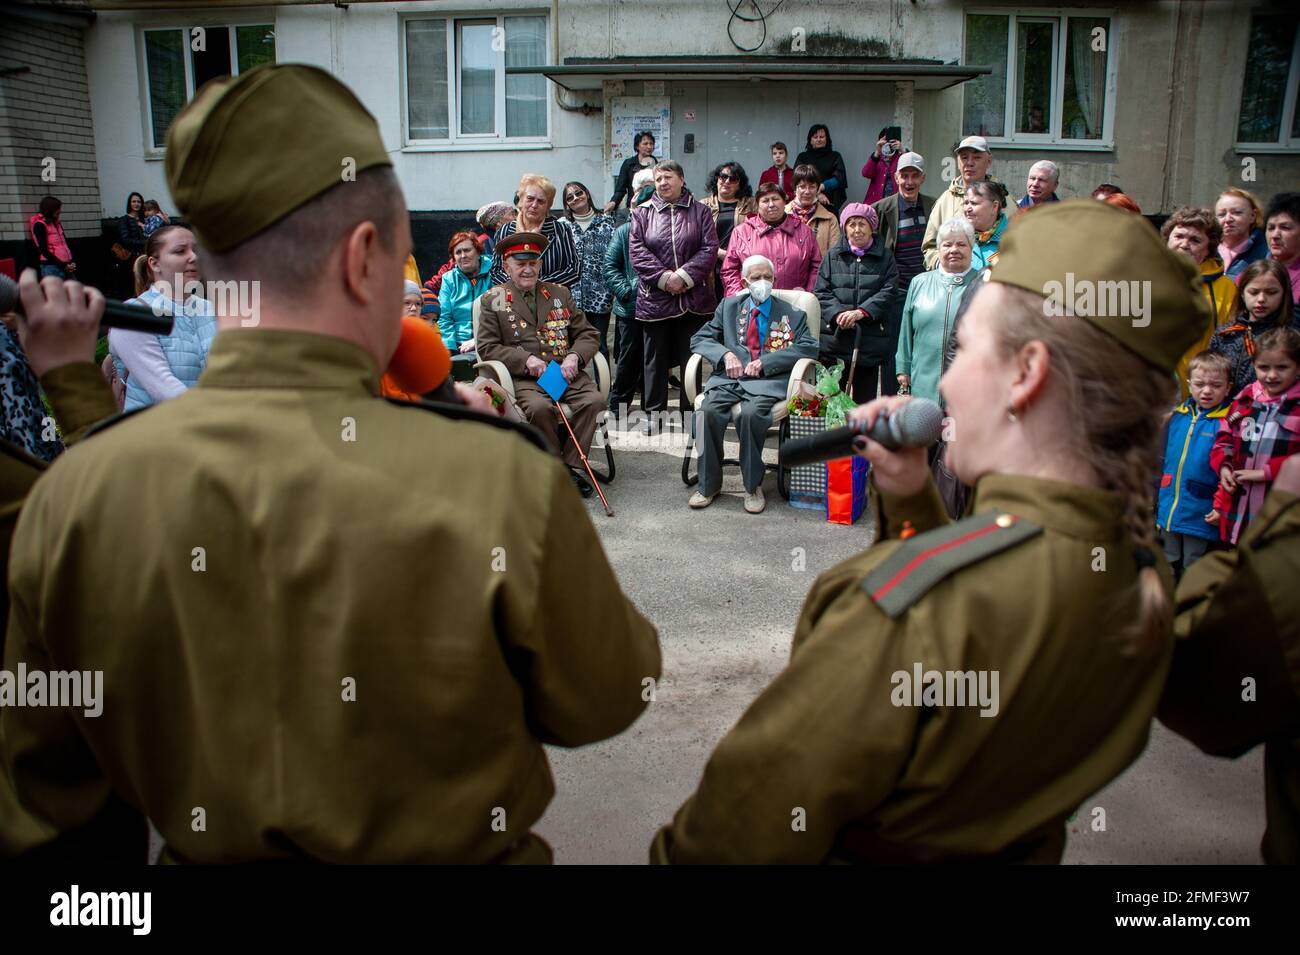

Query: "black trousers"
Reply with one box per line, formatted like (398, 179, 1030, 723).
(643, 312, 708, 415)
(837, 358, 899, 402)
(588, 312, 610, 362)
(609, 312, 644, 414)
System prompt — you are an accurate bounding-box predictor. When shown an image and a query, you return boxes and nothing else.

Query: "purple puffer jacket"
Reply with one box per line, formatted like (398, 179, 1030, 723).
(629, 190, 719, 322)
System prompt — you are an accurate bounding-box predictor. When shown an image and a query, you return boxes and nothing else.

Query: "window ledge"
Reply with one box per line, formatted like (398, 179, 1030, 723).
(981, 140, 1113, 153)
(1233, 144, 1300, 155)
(144, 150, 165, 162)
(402, 141, 552, 153)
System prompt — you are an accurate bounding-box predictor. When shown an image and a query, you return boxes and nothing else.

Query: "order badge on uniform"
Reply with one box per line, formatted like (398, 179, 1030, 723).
(538, 360, 569, 401)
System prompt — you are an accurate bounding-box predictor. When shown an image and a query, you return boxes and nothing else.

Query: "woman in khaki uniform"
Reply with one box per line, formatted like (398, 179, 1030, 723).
(1161, 455, 1300, 864)
(652, 200, 1211, 864)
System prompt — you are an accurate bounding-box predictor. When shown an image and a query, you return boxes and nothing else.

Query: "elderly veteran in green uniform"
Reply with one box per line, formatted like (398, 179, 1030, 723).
(0, 64, 660, 864)
(477, 231, 605, 497)
(651, 200, 1209, 864)
(1159, 454, 1300, 864)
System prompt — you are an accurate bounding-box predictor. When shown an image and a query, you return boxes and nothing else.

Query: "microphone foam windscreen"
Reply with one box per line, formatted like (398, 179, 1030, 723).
(386, 315, 452, 395)
(895, 397, 945, 446)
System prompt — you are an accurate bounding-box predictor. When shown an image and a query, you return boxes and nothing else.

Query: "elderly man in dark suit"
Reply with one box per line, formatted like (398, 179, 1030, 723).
(687, 254, 818, 514)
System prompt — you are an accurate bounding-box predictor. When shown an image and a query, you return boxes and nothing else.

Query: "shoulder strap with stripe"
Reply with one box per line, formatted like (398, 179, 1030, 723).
(860, 511, 1043, 619)
(381, 397, 550, 453)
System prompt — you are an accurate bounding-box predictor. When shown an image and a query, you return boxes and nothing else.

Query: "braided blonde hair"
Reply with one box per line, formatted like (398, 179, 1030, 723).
(991, 285, 1175, 655)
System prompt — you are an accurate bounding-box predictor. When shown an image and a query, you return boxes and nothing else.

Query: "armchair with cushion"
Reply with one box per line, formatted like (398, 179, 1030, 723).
(680, 288, 821, 499)
(471, 295, 616, 482)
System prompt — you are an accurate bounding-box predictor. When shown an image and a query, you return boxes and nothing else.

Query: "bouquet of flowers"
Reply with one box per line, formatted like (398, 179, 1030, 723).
(787, 389, 825, 418)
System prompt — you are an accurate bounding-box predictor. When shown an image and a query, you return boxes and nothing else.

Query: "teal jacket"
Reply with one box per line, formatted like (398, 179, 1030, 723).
(603, 223, 637, 320)
(970, 214, 1007, 272)
(438, 260, 492, 351)
(896, 267, 978, 404)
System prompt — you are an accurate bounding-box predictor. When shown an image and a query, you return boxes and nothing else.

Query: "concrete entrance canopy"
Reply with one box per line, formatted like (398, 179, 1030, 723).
(512, 56, 991, 93)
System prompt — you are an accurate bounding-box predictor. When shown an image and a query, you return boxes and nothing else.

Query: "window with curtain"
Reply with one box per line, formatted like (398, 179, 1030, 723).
(404, 14, 550, 144)
(1236, 13, 1300, 147)
(1015, 19, 1055, 135)
(963, 11, 1114, 147)
(143, 24, 276, 149)
(1064, 17, 1109, 140)
(145, 30, 185, 149)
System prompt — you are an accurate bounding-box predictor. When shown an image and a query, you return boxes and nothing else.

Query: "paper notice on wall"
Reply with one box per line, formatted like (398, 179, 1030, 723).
(608, 97, 670, 186)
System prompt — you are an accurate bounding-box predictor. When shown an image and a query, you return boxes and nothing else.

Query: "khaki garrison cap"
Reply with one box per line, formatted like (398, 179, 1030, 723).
(165, 64, 392, 253)
(991, 199, 1211, 374)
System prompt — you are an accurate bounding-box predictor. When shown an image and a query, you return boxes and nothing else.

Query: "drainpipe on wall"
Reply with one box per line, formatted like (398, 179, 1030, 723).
(551, 0, 600, 115)
(1159, 0, 1190, 215)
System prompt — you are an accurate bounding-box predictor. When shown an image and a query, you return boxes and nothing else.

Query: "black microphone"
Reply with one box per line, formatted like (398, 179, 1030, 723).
(780, 398, 945, 468)
(0, 273, 174, 335)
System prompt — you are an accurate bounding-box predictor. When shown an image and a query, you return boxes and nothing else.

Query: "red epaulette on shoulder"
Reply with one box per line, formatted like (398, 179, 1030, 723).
(859, 511, 1043, 619)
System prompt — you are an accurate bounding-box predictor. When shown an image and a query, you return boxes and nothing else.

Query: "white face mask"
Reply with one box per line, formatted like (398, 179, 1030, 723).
(747, 278, 773, 304)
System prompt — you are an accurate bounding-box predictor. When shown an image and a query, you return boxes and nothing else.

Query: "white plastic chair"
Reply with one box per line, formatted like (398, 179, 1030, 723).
(680, 288, 821, 499)
(472, 294, 616, 482)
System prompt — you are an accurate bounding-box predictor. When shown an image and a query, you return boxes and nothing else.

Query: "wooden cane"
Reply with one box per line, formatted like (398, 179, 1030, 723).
(847, 323, 863, 402)
(556, 399, 613, 517)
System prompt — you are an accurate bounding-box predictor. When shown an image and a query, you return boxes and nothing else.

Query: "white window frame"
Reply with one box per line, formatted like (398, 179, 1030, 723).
(1234, 15, 1300, 154)
(138, 22, 276, 159)
(400, 10, 552, 151)
(963, 8, 1118, 152)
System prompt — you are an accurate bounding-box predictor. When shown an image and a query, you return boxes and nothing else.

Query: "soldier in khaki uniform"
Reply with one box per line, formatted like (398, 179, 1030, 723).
(476, 233, 605, 496)
(0, 65, 660, 863)
(1160, 456, 1300, 864)
(652, 200, 1209, 863)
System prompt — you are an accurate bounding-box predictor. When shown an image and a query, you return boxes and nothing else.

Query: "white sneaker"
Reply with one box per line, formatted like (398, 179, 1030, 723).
(688, 490, 718, 509)
(744, 487, 766, 514)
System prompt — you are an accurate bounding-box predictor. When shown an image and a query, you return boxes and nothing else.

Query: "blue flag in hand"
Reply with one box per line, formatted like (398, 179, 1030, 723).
(538, 360, 569, 401)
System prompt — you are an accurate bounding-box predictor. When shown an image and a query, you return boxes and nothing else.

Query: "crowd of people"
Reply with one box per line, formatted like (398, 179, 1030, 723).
(374, 125, 1300, 529)
(12, 124, 1300, 527)
(2, 64, 1298, 868)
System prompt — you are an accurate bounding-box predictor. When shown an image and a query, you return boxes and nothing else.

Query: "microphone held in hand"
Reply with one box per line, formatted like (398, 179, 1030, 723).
(385, 315, 453, 397)
(779, 398, 944, 468)
(0, 273, 174, 335)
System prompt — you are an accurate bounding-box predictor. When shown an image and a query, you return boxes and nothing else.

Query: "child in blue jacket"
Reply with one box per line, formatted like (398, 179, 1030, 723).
(1157, 351, 1232, 579)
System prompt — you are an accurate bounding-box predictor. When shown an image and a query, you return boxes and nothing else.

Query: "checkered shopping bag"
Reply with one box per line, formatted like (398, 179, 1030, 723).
(787, 416, 828, 510)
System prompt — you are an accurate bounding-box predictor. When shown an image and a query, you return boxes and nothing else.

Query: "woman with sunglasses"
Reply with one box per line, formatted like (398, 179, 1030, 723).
(703, 162, 758, 292)
(563, 181, 617, 360)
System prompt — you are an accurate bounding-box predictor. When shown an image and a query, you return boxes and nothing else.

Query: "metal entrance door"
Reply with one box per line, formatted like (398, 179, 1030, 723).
(667, 82, 895, 204)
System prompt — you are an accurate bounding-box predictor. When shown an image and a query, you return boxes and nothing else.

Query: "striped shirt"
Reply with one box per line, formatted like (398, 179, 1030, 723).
(895, 196, 927, 289)
(490, 216, 582, 291)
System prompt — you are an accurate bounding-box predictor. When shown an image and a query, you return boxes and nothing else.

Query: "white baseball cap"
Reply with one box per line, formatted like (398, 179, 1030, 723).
(897, 151, 925, 173)
(956, 135, 991, 154)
